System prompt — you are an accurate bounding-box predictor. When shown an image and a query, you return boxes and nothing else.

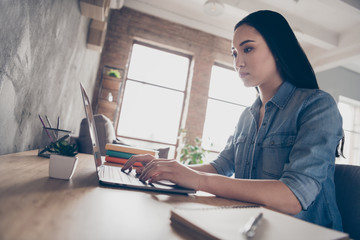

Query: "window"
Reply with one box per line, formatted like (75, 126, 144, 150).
(337, 96, 360, 165)
(202, 64, 257, 159)
(117, 43, 190, 157)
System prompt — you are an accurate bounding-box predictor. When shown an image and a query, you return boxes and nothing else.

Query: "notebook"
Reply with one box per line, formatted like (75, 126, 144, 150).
(80, 83, 196, 194)
(170, 206, 349, 240)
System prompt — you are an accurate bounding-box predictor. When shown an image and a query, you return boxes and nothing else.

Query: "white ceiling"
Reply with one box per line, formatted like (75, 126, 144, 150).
(123, 0, 360, 74)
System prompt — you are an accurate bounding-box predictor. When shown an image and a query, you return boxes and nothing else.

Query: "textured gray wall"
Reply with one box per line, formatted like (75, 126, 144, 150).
(0, 0, 101, 154)
(316, 67, 360, 102)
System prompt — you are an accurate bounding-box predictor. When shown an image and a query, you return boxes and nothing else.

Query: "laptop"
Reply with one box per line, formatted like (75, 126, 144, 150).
(80, 83, 196, 194)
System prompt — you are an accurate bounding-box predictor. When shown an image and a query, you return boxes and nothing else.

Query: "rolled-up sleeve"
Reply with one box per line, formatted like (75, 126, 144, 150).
(210, 135, 236, 177)
(280, 92, 343, 210)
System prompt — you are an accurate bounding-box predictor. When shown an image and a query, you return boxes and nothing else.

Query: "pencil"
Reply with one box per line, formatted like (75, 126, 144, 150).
(39, 115, 54, 142)
(57, 116, 60, 130)
(56, 116, 60, 139)
(45, 115, 53, 128)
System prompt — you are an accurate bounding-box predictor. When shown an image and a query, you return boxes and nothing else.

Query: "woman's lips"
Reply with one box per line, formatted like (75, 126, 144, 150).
(239, 72, 249, 78)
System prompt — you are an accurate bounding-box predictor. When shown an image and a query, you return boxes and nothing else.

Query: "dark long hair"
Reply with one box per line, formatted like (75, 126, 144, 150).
(234, 10, 345, 157)
(234, 10, 319, 89)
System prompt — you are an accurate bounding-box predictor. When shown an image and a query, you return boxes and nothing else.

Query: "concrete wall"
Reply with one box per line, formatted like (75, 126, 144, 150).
(316, 67, 360, 102)
(0, 0, 102, 155)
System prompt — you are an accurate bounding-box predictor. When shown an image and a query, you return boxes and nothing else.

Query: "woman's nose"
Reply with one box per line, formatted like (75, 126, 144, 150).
(234, 56, 245, 69)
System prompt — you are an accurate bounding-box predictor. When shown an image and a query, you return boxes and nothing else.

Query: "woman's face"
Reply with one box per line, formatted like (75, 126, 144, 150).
(232, 24, 281, 88)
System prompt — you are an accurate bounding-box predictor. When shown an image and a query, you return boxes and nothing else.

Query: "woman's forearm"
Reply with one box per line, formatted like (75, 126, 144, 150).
(198, 173, 302, 215)
(188, 163, 218, 174)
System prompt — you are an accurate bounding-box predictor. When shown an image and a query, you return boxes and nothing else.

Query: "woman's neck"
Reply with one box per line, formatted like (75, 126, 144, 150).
(258, 78, 283, 106)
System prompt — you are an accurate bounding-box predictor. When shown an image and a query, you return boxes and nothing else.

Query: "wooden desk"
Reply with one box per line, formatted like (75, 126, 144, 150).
(0, 151, 248, 240)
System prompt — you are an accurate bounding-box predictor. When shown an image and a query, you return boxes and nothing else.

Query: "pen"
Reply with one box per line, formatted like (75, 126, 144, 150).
(56, 116, 60, 139)
(45, 115, 53, 128)
(56, 116, 60, 130)
(45, 115, 58, 140)
(39, 115, 54, 142)
(242, 212, 263, 238)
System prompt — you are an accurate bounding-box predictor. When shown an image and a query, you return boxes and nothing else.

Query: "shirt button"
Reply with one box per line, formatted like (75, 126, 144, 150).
(246, 161, 250, 165)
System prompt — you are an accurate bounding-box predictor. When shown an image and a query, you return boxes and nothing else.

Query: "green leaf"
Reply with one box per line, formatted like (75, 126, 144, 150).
(107, 69, 121, 78)
(179, 136, 208, 165)
(48, 140, 78, 157)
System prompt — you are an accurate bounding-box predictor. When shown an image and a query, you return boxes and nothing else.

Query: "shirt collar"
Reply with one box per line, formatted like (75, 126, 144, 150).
(269, 81, 296, 110)
(249, 81, 296, 114)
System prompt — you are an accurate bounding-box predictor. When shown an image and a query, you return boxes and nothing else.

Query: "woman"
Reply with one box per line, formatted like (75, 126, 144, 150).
(122, 10, 344, 230)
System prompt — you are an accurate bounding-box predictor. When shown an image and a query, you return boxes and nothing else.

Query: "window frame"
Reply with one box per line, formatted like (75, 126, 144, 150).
(116, 41, 192, 151)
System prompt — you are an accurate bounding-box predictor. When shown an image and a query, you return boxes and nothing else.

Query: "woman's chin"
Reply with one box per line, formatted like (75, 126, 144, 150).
(241, 79, 256, 88)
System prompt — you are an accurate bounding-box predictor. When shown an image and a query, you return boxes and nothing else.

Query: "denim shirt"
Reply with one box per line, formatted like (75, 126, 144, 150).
(210, 81, 343, 230)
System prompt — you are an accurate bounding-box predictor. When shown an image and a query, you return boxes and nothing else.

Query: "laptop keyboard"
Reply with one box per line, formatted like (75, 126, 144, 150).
(99, 165, 196, 194)
(102, 165, 148, 186)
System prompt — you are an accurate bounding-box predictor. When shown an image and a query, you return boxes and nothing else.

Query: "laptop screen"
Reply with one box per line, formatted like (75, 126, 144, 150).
(80, 83, 102, 170)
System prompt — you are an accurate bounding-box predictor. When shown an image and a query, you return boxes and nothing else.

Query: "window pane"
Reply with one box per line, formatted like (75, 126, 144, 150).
(336, 130, 360, 165)
(209, 65, 256, 106)
(203, 64, 257, 153)
(127, 44, 189, 90)
(202, 99, 246, 151)
(338, 102, 354, 131)
(117, 81, 183, 144)
(337, 96, 360, 166)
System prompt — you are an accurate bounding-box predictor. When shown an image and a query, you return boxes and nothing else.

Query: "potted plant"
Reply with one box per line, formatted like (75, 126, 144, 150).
(107, 69, 121, 79)
(179, 137, 209, 165)
(48, 140, 79, 180)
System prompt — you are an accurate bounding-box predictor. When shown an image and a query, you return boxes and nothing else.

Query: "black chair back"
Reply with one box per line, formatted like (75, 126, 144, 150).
(334, 164, 360, 240)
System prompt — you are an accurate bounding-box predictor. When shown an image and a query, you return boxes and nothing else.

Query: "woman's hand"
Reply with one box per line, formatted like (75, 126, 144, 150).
(122, 154, 204, 190)
(137, 159, 202, 190)
(121, 154, 156, 175)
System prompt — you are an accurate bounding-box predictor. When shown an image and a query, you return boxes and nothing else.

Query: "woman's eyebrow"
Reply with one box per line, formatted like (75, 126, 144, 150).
(239, 39, 255, 46)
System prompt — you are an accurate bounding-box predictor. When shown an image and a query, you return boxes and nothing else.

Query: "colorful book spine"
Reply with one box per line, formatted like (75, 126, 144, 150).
(105, 144, 157, 156)
(106, 150, 134, 159)
(105, 156, 143, 166)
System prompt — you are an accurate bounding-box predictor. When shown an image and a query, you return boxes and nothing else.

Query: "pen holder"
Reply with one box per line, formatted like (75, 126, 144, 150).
(38, 127, 72, 158)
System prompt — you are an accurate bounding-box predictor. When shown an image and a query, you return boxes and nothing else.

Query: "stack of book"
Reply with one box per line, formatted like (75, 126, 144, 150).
(105, 143, 158, 167)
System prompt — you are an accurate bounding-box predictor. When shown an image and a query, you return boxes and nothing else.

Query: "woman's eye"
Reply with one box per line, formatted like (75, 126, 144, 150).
(244, 47, 253, 53)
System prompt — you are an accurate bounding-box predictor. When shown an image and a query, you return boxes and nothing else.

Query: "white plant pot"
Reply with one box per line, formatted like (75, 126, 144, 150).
(49, 154, 78, 180)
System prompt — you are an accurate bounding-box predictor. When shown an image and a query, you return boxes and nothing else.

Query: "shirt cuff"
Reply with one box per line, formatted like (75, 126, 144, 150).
(209, 161, 225, 175)
(280, 172, 321, 211)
